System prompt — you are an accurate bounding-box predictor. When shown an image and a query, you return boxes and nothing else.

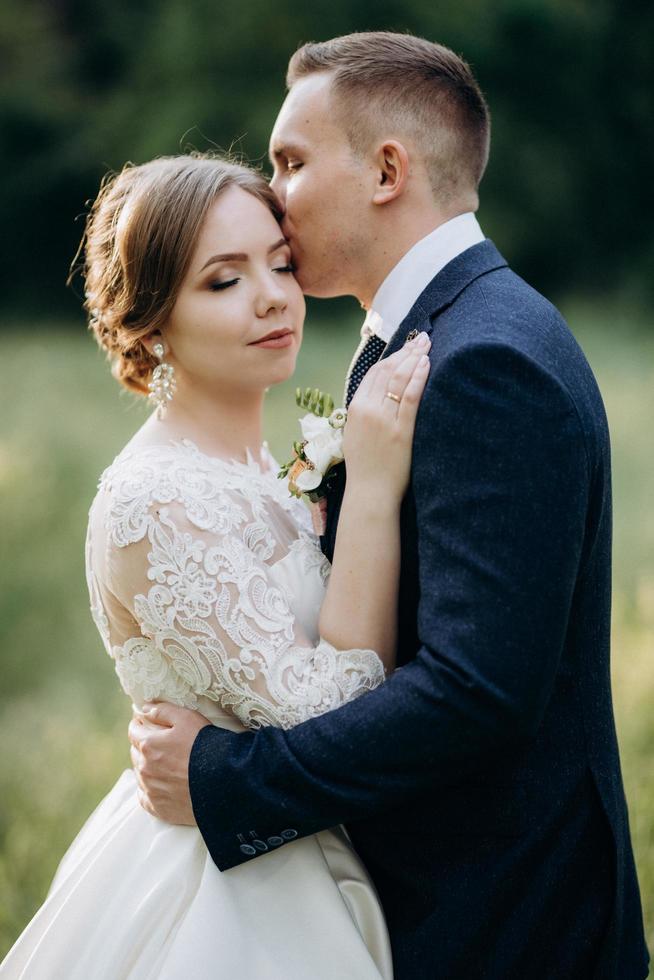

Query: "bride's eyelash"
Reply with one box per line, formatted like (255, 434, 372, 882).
(209, 265, 293, 291)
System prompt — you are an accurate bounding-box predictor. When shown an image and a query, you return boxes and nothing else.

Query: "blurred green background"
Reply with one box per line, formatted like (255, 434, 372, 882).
(2, 0, 653, 315)
(1, 0, 652, 960)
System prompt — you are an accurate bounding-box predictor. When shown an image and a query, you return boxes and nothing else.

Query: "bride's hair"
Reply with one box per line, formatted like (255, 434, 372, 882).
(76, 154, 282, 395)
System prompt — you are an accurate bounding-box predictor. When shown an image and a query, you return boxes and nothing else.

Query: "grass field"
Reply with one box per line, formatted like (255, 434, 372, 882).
(0, 306, 652, 958)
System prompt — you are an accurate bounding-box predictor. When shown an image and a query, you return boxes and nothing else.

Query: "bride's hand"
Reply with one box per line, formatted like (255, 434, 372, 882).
(343, 332, 431, 501)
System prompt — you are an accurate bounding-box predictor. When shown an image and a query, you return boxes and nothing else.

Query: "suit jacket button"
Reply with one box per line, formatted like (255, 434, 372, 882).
(267, 836, 283, 847)
(406, 329, 419, 342)
(240, 844, 256, 856)
(281, 829, 298, 840)
(252, 839, 268, 852)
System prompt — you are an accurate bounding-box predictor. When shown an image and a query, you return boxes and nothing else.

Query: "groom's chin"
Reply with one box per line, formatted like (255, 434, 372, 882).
(297, 275, 348, 301)
(291, 253, 351, 300)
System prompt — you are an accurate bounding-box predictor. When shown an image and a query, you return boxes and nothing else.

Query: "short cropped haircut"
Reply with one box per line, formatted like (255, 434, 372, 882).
(287, 31, 490, 206)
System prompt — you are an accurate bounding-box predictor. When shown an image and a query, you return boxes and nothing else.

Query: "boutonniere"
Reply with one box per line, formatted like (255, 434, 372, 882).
(278, 388, 347, 534)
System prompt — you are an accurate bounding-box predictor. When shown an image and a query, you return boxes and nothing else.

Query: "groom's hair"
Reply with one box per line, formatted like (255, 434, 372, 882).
(287, 32, 490, 208)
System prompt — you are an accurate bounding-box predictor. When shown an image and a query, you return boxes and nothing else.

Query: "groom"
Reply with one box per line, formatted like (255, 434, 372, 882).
(129, 32, 648, 978)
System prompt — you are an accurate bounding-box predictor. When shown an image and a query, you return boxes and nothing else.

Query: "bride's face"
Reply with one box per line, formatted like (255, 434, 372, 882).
(162, 185, 305, 398)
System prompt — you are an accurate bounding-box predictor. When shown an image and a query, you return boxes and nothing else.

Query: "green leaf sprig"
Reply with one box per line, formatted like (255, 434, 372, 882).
(277, 387, 339, 494)
(295, 387, 335, 418)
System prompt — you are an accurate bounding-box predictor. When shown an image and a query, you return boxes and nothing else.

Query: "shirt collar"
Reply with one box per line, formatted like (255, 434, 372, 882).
(365, 213, 485, 342)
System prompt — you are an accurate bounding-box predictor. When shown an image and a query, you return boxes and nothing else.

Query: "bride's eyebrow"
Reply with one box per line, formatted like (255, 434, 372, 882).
(199, 238, 289, 273)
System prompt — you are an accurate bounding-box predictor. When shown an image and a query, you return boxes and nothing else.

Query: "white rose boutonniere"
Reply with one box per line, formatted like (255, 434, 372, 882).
(278, 388, 347, 532)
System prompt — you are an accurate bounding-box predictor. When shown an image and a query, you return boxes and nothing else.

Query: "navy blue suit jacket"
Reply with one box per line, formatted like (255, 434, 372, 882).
(189, 242, 649, 979)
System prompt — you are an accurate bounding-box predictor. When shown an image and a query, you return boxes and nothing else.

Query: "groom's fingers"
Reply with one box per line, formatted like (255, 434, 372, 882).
(137, 787, 156, 817)
(129, 715, 163, 748)
(139, 701, 176, 726)
(131, 745, 149, 786)
(128, 715, 144, 749)
(140, 701, 209, 730)
(129, 717, 166, 773)
(131, 732, 166, 792)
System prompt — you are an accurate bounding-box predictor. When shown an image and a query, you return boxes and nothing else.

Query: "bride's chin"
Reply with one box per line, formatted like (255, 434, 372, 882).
(264, 357, 300, 388)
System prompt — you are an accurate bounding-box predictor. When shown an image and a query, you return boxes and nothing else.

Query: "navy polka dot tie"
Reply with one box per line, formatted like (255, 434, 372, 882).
(345, 331, 387, 407)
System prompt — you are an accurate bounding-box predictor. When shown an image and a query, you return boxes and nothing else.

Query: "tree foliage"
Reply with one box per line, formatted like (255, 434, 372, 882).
(0, 0, 652, 319)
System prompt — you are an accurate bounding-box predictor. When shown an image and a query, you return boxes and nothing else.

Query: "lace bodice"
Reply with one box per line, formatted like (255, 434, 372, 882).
(85, 439, 385, 731)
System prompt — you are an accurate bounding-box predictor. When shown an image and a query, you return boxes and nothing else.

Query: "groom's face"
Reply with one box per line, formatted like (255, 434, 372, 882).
(269, 73, 372, 299)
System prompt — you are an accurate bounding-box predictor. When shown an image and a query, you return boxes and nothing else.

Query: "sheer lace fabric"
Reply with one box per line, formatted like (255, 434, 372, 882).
(0, 438, 393, 980)
(86, 439, 385, 730)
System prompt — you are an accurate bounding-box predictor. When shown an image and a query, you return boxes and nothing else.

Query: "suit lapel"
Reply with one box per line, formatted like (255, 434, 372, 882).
(322, 241, 509, 561)
(381, 240, 509, 358)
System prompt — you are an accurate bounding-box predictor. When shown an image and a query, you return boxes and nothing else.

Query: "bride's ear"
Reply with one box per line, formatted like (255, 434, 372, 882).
(372, 140, 410, 206)
(142, 332, 167, 358)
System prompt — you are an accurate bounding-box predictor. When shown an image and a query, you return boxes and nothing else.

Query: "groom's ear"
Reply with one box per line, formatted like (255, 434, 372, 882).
(372, 140, 410, 206)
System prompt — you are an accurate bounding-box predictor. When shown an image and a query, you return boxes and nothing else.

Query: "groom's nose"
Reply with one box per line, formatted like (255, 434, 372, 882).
(270, 171, 286, 206)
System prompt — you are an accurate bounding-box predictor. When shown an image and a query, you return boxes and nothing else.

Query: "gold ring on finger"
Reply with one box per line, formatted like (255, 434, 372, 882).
(385, 391, 401, 403)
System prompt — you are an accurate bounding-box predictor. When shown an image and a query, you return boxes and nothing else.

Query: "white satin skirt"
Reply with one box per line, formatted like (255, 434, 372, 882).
(0, 769, 392, 979)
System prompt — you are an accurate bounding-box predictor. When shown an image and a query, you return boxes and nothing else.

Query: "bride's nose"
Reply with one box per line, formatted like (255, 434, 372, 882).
(254, 272, 288, 318)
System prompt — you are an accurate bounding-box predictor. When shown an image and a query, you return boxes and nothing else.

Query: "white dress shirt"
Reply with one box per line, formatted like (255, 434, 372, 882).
(363, 212, 485, 342)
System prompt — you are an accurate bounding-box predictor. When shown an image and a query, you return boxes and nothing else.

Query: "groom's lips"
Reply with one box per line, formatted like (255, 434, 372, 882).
(248, 328, 294, 350)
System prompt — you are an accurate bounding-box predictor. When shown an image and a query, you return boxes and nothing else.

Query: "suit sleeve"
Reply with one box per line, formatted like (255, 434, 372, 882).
(189, 340, 590, 870)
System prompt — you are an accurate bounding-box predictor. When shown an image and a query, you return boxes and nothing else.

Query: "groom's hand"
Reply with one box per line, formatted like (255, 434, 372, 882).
(128, 702, 211, 825)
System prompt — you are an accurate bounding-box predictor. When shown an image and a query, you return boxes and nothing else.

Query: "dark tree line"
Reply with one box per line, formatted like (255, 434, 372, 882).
(1, 0, 652, 321)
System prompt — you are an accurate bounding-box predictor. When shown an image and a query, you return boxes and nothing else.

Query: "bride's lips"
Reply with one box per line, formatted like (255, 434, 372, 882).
(248, 328, 294, 350)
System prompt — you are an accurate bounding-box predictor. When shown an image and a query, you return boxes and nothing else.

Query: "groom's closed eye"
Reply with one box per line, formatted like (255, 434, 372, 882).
(270, 142, 306, 170)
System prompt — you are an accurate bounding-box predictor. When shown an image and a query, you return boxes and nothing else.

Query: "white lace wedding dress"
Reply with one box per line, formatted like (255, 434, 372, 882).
(1, 439, 393, 980)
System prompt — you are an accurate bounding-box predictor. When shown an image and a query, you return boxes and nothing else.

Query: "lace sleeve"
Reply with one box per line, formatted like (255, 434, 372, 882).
(93, 470, 385, 730)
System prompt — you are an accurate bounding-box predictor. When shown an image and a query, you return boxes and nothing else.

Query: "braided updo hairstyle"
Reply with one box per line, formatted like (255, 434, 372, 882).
(78, 154, 282, 395)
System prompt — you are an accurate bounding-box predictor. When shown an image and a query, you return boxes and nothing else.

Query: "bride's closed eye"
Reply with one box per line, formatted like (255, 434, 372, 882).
(209, 263, 294, 291)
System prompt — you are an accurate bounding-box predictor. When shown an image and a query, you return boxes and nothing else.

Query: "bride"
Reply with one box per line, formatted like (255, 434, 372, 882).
(0, 153, 430, 979)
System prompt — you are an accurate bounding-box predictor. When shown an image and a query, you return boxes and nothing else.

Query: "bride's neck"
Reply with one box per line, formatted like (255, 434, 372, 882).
(145, 380, 266, 464)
